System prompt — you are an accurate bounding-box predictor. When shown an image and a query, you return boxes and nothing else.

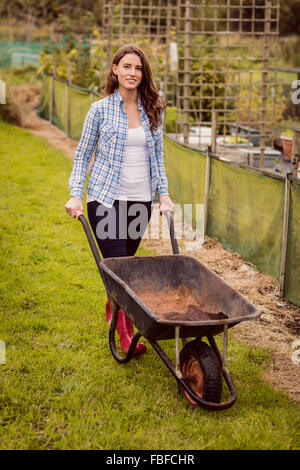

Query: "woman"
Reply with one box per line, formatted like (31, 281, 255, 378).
(65, 44, 174, 356)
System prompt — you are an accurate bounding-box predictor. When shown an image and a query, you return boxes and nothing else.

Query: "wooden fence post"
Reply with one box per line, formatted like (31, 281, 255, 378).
(259, 0, 271, 169)
(107, 0, 114, 69)
(50, 56, 56, 124)
(291, 130, 300, 178)
(280, 130, 300, 296)
(65, 60, 71, 137)
(211, 109, 217, 154)
(164, 0, 171, 104)
(49, 75, 53, 124)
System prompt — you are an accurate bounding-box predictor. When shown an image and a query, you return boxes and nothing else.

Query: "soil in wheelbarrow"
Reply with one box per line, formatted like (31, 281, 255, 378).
(135, 285, 228, 322)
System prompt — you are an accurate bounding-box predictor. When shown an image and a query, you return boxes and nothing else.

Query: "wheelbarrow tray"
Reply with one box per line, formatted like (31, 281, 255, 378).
(100, 254, 261, 341)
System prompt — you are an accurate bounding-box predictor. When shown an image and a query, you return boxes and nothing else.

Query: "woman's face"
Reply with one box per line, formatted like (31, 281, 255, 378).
(112, 53, 143, 92)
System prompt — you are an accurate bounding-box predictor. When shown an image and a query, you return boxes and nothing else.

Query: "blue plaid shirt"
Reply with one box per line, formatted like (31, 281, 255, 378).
(69, 88, 169, 208)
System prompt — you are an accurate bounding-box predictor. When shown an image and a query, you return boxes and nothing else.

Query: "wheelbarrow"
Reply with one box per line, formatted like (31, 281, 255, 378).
(78, 212, 261, 411)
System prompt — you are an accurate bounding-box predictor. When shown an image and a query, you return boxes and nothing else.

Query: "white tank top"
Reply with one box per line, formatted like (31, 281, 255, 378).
(87, 126, 151, 203)
(117, 126, 151, 201)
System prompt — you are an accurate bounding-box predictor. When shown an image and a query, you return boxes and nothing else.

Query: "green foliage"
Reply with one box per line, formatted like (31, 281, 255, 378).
(278, 36, 300, 68)
(0, 64, 40, 86)
(165, 107, 194, 133)
(71, 35, 93, 89)
(279, 117, 300, 135)
(176, 34, 231, 126)
(0, 86, 22, 125)
(219, 135, 250, 145)
(280, 0, 300, 36)
(227, 83, 288, 129)
(1, 1, 300, 40)
(37, 49, 54, 76)
(0, 1, 103, 28)
(281, 129, 294, 138)
(165, 107, 177, 133)
(57, 14, 77, 53)
(37, 11, 104, 92)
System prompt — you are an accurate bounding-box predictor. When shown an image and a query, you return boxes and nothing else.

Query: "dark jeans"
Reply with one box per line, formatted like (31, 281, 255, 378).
(87, 199, 152, 259)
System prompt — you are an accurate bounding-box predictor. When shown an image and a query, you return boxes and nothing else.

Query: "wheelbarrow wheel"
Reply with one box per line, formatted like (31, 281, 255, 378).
(179, 340, 222, 406)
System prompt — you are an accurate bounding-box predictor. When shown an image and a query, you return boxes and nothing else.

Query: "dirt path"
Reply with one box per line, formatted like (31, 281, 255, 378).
(14, 83, 300, 404)
(13, 83, 78, 159)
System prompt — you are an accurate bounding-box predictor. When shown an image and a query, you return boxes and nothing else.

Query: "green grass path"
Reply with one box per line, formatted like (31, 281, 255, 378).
(0, 122, 299, 450)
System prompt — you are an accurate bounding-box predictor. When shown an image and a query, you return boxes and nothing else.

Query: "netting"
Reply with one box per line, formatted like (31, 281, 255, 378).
(37, 75, 93, 141)
(37, 74, 50, 120)
(207, 158, 285, 280)
(285, 180, 300, 306)
(68, 86, 93, 141)
(52, 79, 67, 131)
(164, 136, 206, 226)
(0, 41, 44, 68)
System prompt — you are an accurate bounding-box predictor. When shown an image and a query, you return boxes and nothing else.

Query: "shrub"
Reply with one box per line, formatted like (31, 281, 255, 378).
(0, 87, 22, 126)
(165, 106, 194, 133)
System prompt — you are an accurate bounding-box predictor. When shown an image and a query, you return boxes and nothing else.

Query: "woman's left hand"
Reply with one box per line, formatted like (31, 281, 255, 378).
(159, 194, 174, 214)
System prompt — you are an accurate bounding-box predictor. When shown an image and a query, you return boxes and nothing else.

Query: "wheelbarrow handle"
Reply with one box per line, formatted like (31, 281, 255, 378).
(78, 214, 103, 268)
(164, 210, 179, 255)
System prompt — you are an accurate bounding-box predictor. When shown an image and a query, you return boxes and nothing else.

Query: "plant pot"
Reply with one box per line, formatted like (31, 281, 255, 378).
(281, 136, 293, 160)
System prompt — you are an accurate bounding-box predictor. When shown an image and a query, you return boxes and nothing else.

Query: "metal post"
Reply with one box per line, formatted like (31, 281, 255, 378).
(211, 109, 217, 154)
(175, 326, 182, 378)
(279, 174, 291, 297)
(222, 325, 228, 372)
(203, 150, 211, 237)
(204, 110, 217, 237)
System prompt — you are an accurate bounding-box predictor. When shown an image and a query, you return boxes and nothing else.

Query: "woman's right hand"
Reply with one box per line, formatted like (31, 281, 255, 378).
(65, 196, 84, 219)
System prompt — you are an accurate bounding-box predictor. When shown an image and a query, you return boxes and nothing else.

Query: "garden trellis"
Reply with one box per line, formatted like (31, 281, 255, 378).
(101, 0, 281, 167)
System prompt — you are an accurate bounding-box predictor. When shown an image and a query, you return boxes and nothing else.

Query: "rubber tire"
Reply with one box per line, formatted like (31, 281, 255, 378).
(179, 339, 222, 406)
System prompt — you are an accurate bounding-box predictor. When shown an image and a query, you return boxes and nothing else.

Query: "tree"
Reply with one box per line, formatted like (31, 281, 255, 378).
(279, 0, 300, 36)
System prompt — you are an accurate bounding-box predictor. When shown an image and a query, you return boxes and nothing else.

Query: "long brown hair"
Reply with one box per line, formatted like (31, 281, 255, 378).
(102, 44, 165, 132)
